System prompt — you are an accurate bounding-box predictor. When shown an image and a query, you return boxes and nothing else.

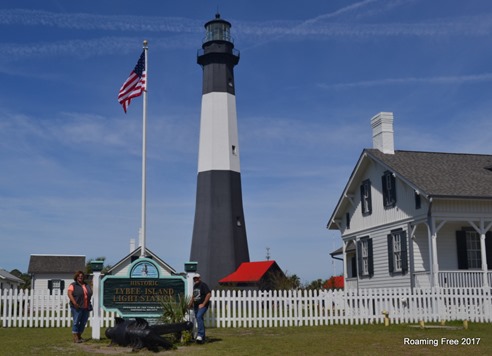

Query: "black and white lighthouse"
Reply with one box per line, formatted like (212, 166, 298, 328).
(190, 14, 250, 287)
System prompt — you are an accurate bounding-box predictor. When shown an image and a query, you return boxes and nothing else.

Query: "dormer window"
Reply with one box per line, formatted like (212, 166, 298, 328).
(382, 171, 396, 208)
(360, 179, 372, 215)
(414, 190, 421, 209)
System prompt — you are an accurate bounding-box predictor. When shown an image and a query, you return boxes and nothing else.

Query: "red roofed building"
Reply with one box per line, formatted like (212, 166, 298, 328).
(219, 261, 285, 290)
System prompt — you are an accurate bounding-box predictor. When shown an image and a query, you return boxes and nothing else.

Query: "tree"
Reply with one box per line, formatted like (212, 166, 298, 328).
(9, 269, 31, 289)
(304, 278, 324, 290)
(270, 271, 301, 290)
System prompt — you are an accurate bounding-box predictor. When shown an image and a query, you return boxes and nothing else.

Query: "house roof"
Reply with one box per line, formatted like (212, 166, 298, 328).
(219, 261, 279, 283)
(0, 269, 24, 284)
(328, 148, 492, 229)
(28, 255, 86, 274)
(106, 247, 176, 275)
(366, 149, 492, 198)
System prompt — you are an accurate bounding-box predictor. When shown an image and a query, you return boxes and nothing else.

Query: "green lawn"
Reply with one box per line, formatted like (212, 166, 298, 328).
(0, 322, 490, 355)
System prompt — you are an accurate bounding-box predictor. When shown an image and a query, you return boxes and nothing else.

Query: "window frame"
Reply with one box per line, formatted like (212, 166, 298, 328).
(360, 179, 372, 216)
(382, 171, 397, 208)
(456, 229, 492, 270)
(357, 236, 373, 278)
(465, 230, 482, 269)
(387, 229, 408, 275)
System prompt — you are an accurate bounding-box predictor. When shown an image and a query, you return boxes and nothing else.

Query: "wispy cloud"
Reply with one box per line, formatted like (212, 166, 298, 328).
(0, 34, 198, 60)
(0, 9, 203, 33)
(0, 109, 198, 162)
(319, 73, 492, 89)
(1, 3, 491, 60)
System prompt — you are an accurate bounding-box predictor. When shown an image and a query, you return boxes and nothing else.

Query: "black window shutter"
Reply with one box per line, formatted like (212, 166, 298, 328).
(387, 234, 394, 274)
(367, 181, 372, 214)
(351, 256, 357, 278)
(381, 175, 388, 206)
(357, 240, 363, 277)
(486, 232, 492, 270)
(401, 231, 408, 275)
(368, 238, 374, 277)
(360, 184, 366, 214)
(456, 230, 468, 270)
(414, 192, 421, 209)
(61, 280, 65, 292)
(48, 280, 53, 294)
(360, 183, 366, 215)
(390, 175, 396, 206)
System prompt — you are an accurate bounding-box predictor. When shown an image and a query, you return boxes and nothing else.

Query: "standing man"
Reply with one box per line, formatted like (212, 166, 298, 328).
(189, 274, 211, 343)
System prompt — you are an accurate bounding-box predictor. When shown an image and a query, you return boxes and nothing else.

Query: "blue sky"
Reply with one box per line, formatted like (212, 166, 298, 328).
(1, 0, 492, 284)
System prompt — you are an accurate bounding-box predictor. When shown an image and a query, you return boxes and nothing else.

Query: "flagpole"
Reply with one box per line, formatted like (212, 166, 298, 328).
(141, 40, 148, 257)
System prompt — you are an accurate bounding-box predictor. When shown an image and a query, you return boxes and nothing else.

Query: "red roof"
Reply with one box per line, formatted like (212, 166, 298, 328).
(219, 261, 278, 283)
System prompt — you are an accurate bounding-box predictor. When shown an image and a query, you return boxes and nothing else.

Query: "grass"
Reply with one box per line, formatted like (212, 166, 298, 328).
(0, 322, 490, 355)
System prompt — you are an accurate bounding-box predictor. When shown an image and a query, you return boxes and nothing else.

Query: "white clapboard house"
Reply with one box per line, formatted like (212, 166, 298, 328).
(28, 254, 86, 294)
(328, 112, 492, 290)
(0, 269, 24, 291)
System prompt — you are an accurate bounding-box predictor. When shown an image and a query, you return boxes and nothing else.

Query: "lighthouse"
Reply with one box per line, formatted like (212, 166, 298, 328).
(190, 14, 250, 288)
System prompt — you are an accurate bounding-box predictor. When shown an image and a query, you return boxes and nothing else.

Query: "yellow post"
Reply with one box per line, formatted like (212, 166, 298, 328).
(382, 311, 390, 326)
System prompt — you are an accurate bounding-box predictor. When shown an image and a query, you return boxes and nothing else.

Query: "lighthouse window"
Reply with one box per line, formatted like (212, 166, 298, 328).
(232, 145, 237, 155)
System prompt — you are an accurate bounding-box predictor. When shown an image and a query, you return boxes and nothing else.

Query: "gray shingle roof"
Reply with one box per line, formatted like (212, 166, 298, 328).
(0, 269, 24, 283)
(28, 255, 86, 274)
(366, 149, 492, 198)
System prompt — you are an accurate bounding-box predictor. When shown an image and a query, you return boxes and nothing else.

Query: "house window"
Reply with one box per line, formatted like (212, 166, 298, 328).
(361, 240, 369, 275)
(48, 279, 65, 294)
(346, 212, 350, 229)
(357, 237, 373, 278)
(466, 231, 481, 269)
(360, 179, 372, 215)
(382, 171, 396, 208)
(393, 234, 402, 272)
(456, 230, 492, 270)
(414, 191, 421, 209)
(387, 229, 408, 275)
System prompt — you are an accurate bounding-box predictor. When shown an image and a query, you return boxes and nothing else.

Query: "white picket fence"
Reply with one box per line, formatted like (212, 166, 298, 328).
(207, 288, 492, 328)
(1, 287, 491, 328)
(0, 289, 116, 328)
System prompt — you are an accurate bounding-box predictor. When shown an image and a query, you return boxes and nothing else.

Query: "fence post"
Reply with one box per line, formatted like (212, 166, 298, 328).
(91, 270, 102, 339)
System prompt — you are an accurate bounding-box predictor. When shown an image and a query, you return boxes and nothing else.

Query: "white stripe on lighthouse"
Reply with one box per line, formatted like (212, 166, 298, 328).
(198, 91, 240, 173)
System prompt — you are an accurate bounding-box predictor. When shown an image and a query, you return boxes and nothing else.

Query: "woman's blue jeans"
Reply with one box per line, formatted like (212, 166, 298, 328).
(71, 306, 90, 334)
(194, 305, 208, 338)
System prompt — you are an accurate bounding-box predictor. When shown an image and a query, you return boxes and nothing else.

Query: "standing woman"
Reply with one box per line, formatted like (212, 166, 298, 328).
(67, 270, 93, 343)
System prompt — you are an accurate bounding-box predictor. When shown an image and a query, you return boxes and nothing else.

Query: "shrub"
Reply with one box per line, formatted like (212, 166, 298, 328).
(159, 294, 192, 343)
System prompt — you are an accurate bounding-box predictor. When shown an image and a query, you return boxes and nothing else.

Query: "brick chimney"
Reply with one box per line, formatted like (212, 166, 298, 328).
(371, 112, 394, 154)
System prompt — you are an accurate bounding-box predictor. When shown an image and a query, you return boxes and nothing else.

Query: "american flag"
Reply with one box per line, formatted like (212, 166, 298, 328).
(118, 51, 146, 113)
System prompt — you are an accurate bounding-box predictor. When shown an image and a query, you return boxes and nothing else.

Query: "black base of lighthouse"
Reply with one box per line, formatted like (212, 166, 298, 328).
(190, 170, 250, 287)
